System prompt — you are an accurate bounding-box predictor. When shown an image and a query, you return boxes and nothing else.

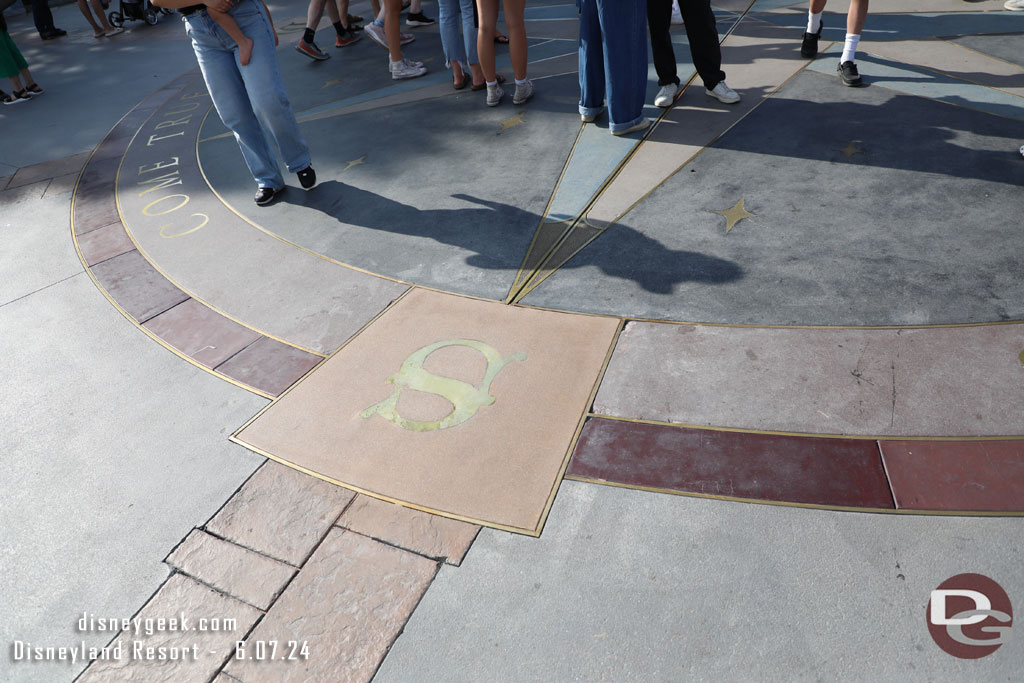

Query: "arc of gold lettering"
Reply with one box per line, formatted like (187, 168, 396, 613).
(160, 213, 209, 239)
(143, 194, 190, 216)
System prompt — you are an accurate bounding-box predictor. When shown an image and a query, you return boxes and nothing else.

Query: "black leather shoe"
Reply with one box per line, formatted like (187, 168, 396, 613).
(800, 24, 822, 58)
(837, 60, 863, 87)
(254, 186, 283, 206)
(297, 166, 316, 189)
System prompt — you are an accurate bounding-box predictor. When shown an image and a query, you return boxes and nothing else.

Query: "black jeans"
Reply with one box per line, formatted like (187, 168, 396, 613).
(647, 0, 725, 90)
(32, 0, 57, 35)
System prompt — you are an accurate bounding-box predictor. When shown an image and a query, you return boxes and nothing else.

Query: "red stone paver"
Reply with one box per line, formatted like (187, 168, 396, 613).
(167, 529, 296, 610)
(880, 440, 1024, 511)
(74, 189, 121, 235)
(77, 222, 135, 266)
(144, 298, 262, 369)
(214, 337, 322, 397)
(568, 418, 895, 508)
(79, 573, 261, 683)
(338, 495, 480, 566)
(89, 250, 190, 323)
(205, 462, 356, 566)
(224, 529, 437, 683)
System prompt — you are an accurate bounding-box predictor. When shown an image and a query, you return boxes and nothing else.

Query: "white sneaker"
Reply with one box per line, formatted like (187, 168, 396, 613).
(611, 118, 650, 136)
(706, 81, 740, 104)
(512, 79, 534, 105)
(581, 108, 603, 123)
(654, 83, 682, 108)
(486, 84, 504, 107)
(390, 58, 427, 80)
(364, 23, 387, 48)
(1019, 144, 1024, 158)
(388, 56, 422, 70)
(671, 0, 683, 24)
(1004, 0, 1024, 10)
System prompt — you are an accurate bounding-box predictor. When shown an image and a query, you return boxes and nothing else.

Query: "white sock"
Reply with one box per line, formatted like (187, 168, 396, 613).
(515, 78, 529, 86)
(841, 33, 860, 64)
(486, 79, 498, 88)
(807, 10, 823, 33)
(672, 0, 681, 15)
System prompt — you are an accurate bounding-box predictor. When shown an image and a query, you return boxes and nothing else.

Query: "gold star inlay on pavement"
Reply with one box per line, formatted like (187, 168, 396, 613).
(1019, 349, 1024, 365)
(497, 112, 524, 135)
(838, 140, 864, 160)
(321, 79, 341, 89)
(714, 197, 756, 234)
(342, 154, 367, 172)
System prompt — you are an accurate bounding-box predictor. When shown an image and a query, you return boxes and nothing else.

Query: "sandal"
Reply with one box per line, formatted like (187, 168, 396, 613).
(453, 72, 470, 90)
(25, 82, 43, 95)
(495, 32, 509, 44)
(94, 28, 104, 38)
(471, 74, 504, 91)
(2, 89, 31, 105)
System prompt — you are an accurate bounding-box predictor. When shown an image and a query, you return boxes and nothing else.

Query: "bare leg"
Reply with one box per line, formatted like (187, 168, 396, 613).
(847, 0, 868, 33)
(370, 0, 381, 16)
(501, 0, 526, 80)
(332, 0, 348, 27)
(20, 67, 35, 87)
(809, 0, 826, 13)
(305, 0, 327, 31)
(476, 0, 498, 81)
(208, 10, 253, 64)
(89, 0, 113, 30)
(75, 0, 102, 33)
(409, 0, 421, 11)
(384, 0, 403, 61)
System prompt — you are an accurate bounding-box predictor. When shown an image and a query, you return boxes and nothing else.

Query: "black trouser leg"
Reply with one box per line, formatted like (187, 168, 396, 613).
(679, 0, 725, 90)
(32, 0, 55, 35)
(647, 0, 678, 87)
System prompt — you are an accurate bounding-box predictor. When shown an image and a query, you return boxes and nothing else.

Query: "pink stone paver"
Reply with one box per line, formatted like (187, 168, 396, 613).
(167, 529, 296, 610)
(77, 222, 135, 266)
(205, 462, 356, 566)
(225, 529, 437, 683)
(79, 574, 261, 683)
(338, 495, 480, 566)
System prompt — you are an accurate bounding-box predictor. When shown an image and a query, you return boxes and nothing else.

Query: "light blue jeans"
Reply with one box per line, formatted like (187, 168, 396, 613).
(184, 0, 310, 190)
(577, 0, 648, 133)
(438, 0, 478, 70)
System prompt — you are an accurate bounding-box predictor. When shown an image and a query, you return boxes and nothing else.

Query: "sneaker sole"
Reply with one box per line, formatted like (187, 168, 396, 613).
(706, 91, 740, 104)
(336, 36, 362, 47)
(513, 94, 533, 105)
(296, 46, 329, 60)
(406, 20, 434, 26)
(392, 70, 427, 80)
(255, 189, 283, 206)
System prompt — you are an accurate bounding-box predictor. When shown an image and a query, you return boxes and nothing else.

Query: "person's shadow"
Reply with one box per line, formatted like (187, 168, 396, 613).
(280, 181, 744, 295)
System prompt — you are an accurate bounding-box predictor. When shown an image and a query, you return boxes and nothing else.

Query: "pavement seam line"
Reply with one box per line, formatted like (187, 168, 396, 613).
(0, 271, 85, 311)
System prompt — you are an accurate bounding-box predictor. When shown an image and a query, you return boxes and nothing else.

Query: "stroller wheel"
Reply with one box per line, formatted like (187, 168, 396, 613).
(108, 12, 123, 27)
(145, 10, 160, 25)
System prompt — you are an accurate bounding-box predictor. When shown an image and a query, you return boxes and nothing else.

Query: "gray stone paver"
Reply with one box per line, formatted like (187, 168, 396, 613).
(375, 480, 1024, 683)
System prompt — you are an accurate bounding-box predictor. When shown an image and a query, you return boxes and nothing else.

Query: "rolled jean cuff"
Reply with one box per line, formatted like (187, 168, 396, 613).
(609, 114, 646, 133)
(579, 104, 604, 117)
(285, 152, 312, 174)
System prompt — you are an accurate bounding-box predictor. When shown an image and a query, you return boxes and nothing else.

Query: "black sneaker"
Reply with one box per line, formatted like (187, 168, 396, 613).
(297, 166, 317, 189)
(254, 186, 283, 206)
(837, 61, 863, 87)
(335, 28, 361, 47)
(800, 24, 822, 58)
(406, 12, 435, 26)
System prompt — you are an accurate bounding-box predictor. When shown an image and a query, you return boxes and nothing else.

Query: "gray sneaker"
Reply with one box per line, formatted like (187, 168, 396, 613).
(487, 83, 504, 107)
(512, 79, 534, 105)
(390, 58, 427, 80)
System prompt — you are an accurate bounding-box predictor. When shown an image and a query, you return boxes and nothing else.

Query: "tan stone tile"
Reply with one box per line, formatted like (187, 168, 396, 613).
(167, 529, 296, 610)
(225, 529, 436, 683)
(79, 574, 261, 683)
(7, 152, 90, 189)
(234, 289, 619, 535)
(339, 495, 480, 566)
(206, 462, 356, 566)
